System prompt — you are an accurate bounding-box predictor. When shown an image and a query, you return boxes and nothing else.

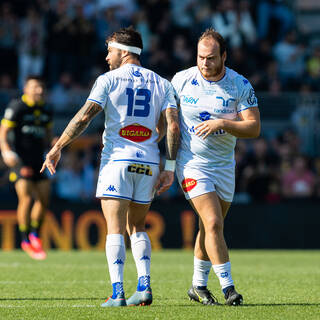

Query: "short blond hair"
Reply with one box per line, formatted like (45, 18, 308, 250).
(198, 28, 226, 56)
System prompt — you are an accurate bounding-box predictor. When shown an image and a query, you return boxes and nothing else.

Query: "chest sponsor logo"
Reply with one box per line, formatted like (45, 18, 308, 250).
(181, 95, 199, 105)
(216, 96, 236, 107)
(119, 124, 152, 142)
(128, 163, 152, 176)
(182, 178, 197, 192)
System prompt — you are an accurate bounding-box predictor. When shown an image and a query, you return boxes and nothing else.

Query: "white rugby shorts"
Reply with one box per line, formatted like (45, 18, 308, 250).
(96, 160, 159, 204)
(176, 164, 235, 202)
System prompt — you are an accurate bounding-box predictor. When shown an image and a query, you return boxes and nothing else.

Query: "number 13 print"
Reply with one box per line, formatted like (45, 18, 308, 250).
(126, 88, 151, 117)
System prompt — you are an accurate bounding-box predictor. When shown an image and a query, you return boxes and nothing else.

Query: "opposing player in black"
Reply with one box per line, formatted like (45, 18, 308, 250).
(0, 76, 53, 259)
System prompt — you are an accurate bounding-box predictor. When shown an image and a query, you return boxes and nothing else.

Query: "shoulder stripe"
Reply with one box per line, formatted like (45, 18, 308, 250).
(1, 119, 16, 128)
(87, 98, 103, 107)
(237, 106, 258, 113)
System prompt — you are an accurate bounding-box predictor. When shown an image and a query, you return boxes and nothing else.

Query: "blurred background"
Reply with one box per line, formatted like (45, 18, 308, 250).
(0, 0, 319, 249)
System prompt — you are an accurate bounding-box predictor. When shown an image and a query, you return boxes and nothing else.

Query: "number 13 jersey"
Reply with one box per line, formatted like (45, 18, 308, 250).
(87, 64, 177, 164)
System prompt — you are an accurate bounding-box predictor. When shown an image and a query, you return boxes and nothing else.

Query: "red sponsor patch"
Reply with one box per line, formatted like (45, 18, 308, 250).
(119, 124, 152, 142)
(182, 178, 197, 192)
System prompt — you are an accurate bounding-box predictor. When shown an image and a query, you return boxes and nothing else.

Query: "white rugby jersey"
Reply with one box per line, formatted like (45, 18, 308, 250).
(87, 64, 177, 164)
(172, 66, 258, 168)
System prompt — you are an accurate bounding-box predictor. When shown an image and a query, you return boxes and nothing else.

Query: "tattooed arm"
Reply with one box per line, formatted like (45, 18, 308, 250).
(164, 107, 180, 160)
(154, 107, 180, 195)
(40, 101, 102, 175)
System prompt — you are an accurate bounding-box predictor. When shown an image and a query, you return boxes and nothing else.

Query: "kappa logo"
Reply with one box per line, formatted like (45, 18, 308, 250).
(106, 185, 117, 192)
(199, 111, 211, 121)
(191, 79, 199, 86)
(119, 124, 152, 142)
(136, 151, 144, 158)
(132, 70, 142, 77)
(113, 259, 124, 265)
(220, 272, 229, 278)
(140, 256, 150, 260)
(182, 178, 197, 192)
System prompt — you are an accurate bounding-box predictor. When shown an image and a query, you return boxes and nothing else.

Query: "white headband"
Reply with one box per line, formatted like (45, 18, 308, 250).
(108, 41, 142, 55)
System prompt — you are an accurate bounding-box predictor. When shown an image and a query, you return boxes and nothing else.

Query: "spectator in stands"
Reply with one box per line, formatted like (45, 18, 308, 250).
(273, 30, 306, 89)
(306, 45, 320, 91)
(236, 0, 257, 48)
(18, 7, 46, 89)
(46, 0, 76, 86)
(256, 0, 295, 42)
(49, 72, 73, 113)
(0, 2, 18, 82)
(72, 4, 95, 86)
(211, 0, 242, 48)
(55, 149, 83, 202)
(282, 155, 316, 198)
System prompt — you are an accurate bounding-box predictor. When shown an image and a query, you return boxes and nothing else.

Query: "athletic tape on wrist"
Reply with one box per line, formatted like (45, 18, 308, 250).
(108, 42, 142, 55)
(164, 160, 176, 172)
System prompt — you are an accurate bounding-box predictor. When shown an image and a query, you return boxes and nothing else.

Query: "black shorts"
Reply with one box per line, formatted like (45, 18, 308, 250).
(9, 162, 48, 183)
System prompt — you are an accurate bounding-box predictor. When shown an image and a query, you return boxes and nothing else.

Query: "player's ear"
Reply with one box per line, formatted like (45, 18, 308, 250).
(222, 51, 227, 63)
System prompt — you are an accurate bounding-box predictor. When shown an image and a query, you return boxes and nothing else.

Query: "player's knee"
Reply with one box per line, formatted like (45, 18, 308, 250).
(204, 216, 223, 235)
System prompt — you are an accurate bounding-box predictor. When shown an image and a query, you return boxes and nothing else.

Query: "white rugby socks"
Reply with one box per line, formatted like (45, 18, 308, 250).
(212, 261, 234, 293)
(192, 256, 212, 288)
(106, 234, 126, 284)
(130, 232, 151, 277)
(130, 232, 151, 290)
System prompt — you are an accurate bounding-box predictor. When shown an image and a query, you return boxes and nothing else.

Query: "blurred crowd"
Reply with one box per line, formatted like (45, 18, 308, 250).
(1, 0, 320, 204)
(1, 127, 319, 204)
(0, 0, 320, 92)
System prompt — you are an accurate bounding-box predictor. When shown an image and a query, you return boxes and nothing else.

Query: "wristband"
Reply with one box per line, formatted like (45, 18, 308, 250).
(164, 159, 176, 172)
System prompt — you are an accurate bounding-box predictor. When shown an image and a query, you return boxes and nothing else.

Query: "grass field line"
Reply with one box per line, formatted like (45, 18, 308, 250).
(0, 304, 97, 308)
(0, 280, 106, 284)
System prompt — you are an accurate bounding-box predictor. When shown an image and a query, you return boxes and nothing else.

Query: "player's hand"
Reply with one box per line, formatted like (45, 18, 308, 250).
(1, 150, 20, 167)
(154, 170, 174, 195)
(195, 119, 223, 139)
(40, 147, 61, 175)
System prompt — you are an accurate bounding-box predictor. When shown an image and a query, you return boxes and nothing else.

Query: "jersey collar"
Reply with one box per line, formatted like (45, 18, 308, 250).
(21, 94, 44, 107)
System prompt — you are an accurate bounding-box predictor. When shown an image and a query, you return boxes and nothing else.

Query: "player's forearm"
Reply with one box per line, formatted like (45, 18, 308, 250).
(220, 118, 260, 138)
(0, 126, 13, 152)
(165, 109, 180, 160)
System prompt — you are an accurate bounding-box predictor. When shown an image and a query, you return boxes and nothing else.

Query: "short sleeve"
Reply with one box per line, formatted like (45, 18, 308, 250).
(162, 81, 178, 112)
(171, 74, 181, 104)
(1, 101, 20, 128)
(237, 78, 258, 113)
(87, 74, 111, 108)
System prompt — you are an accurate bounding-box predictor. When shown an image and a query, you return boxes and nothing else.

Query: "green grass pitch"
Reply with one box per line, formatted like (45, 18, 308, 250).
(0, 250, 319, 319)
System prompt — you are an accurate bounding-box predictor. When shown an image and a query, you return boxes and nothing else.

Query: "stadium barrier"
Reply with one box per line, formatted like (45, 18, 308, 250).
(0, 197, 319, 250)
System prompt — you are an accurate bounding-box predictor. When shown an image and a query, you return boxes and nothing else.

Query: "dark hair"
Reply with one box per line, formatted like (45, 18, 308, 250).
(25, 75, 45, 85)
(106, 26, 143, 59)
(198, 28, 226, 56)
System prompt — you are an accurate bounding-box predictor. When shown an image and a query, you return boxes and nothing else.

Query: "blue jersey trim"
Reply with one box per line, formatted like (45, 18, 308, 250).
(101, 194, 132, 200)
(198, 68, 226, 84)
(87, 98, 103, 106)
(237, 105, 258, 113)
(113, 159, 159, 165)
(100, 194, 151, 204)
(132, 199, 152, 204)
